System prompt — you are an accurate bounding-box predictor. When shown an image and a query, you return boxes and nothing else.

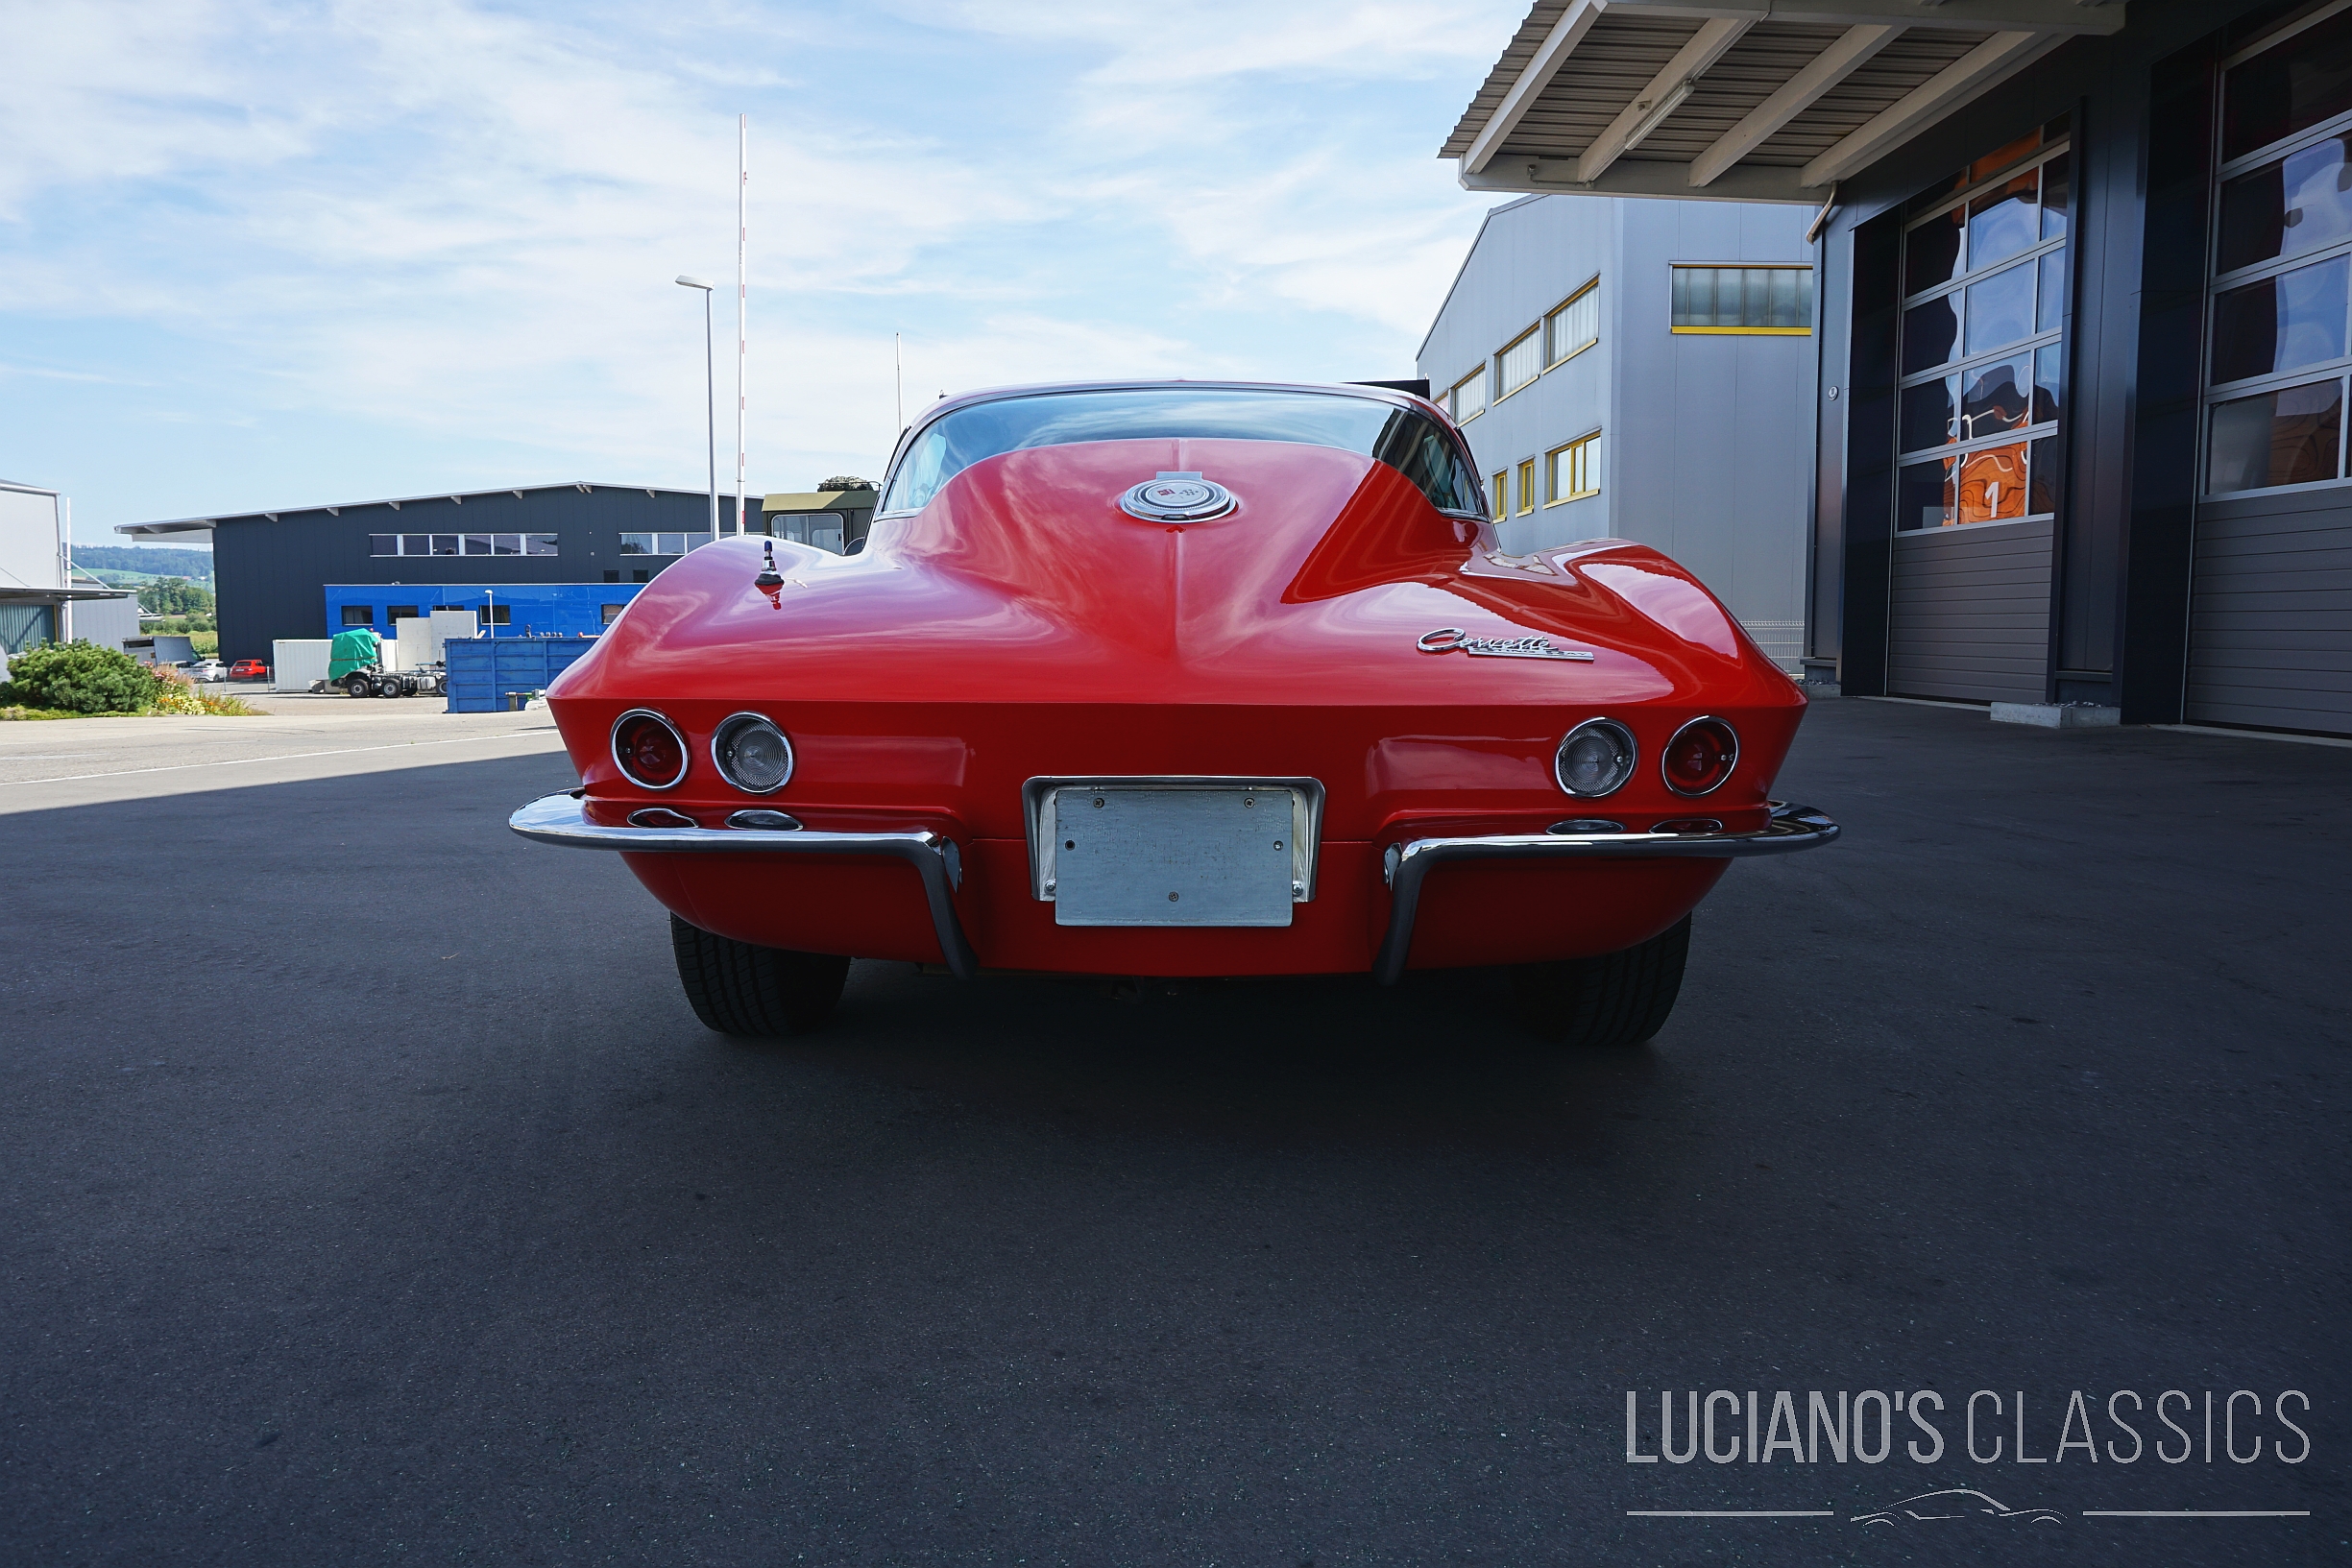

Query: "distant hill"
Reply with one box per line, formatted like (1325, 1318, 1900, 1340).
(72, 544, 214, 581)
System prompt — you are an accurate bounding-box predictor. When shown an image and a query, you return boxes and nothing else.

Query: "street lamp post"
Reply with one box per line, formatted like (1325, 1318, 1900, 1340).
(675, 275, 719, 545)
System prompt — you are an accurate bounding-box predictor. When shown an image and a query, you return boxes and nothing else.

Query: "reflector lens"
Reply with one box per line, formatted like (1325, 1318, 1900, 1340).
(612, 711, 687, 789)
(712, 713, 794, 794)
(1555, 718, 1637, 797)
(1662, 717, 1738, 796)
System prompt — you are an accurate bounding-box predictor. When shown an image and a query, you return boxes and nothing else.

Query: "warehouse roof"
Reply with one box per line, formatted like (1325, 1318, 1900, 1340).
(1443, 0, 2122, 203)
(115, 481, 721, 545)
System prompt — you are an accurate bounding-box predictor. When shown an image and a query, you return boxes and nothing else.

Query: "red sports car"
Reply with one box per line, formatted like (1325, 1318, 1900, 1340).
(227, 659, 268, 681)
(513, 381, 1835, 1044)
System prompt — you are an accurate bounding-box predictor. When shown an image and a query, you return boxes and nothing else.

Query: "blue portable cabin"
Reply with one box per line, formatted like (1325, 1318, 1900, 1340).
(323, 582, 642, 640)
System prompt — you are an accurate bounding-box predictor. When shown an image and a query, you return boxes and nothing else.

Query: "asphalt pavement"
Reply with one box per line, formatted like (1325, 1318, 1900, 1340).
(2, 696, 2343, 1566)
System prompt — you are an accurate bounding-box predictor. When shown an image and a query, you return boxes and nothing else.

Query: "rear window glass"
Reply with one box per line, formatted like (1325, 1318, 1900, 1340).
(882, 388, 1486, 518)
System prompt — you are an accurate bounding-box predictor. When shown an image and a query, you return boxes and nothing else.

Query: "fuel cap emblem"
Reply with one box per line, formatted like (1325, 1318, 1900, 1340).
(1119, 470, 1237, 522)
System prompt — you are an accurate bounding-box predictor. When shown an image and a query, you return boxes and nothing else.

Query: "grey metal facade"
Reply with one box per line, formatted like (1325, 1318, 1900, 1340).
(140, 484, 715, 665)
(1418, 193, 1816, 669)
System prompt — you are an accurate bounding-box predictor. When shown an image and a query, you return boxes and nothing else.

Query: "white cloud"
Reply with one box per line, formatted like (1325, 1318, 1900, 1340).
(0, 0, 1522, 517)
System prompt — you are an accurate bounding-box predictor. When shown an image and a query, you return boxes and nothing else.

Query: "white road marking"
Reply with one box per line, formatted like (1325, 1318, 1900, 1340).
(0, 729, 562, 786)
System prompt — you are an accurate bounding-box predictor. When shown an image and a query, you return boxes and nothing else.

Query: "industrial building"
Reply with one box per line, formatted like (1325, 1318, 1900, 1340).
(1445, 0, 2352, 738)
(119, 482, 881, 666)
(0, 478, 134, 662)
(1418, 193, 1816, 669)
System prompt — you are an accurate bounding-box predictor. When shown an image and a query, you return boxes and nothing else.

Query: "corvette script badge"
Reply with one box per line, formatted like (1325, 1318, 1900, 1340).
(1417, 626, 1596, 662)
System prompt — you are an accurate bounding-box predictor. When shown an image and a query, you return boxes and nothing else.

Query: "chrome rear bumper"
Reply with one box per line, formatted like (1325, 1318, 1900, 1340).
(1371, 802, 1839, 985)
(514, 791, 1835, 989)
(509, 790, 979, 978)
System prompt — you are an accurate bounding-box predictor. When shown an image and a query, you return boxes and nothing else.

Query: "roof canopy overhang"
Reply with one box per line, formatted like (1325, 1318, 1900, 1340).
(0, 585, 133, 603)
(1443, 0, 2123, 204)
(113, 519, 215, 544)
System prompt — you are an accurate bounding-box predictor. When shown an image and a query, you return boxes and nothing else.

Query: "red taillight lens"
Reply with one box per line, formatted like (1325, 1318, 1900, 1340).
(611, 710, 688, 789)
(1662, 717, 1738, 796)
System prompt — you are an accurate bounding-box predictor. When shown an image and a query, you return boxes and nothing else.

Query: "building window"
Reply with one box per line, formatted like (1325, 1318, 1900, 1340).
(341, 606, 375, 626)
(1895, 121, 2070, 529)
(387, 605, 420, 622)
(475, 604, 512, 626)
(600, 604, 625, 625)
(2203, 9, 2352, 495)
(1451, 367, 1488, 422)
(1515, 458, 1536, 515)
(618, 532, 703, 556)
(1671, 265, 1814, 333)
(1546, 280, 1600, 365)
(1547, 433, 1602, 502)
(368, 532, 544, 557)
(603, 569, 620, 584)
(1496, 326, 1542, 400)
(1490, 471, 1508, 522)
(631, 568, 651, 583)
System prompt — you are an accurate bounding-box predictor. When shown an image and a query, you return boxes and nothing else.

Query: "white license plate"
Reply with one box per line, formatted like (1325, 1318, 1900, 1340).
(1047, 787, 1298, 927)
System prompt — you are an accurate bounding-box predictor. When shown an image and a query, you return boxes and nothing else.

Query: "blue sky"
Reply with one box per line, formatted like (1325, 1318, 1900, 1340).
(0, 0, 1523, 543)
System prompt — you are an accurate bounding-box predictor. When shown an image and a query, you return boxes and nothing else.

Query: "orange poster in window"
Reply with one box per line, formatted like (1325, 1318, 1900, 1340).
(1954, 443, 2028, 524)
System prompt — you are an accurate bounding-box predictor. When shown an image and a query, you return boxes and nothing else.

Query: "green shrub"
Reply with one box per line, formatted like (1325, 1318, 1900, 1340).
(5, 640, 160, 714)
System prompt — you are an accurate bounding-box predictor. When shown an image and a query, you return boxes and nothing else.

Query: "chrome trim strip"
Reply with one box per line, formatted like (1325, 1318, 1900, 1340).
(1020, 776, 1325, 903)
(1371, 801, 1838, 986)
(509, 791, 978, 979)
(609, 708, 689, 791)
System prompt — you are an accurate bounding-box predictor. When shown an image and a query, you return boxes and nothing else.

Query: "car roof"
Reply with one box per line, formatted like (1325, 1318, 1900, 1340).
(883, 378, 1454, 495)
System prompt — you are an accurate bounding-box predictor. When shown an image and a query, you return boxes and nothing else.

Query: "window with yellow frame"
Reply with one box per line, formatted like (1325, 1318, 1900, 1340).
(1490, 470, 1508, 522)
(1546, 278, 1600, 366)
(1515, 458, 1536, 516)
(1547, 432, 1602, 503)
(1669, 265, 1812, 334)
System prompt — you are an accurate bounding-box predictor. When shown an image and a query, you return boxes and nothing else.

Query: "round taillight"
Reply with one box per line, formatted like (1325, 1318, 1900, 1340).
(611, 709, 688, 790)
(711, 712, 793, 794)
(1662, 716, 1739, 796)
(1555, 717, 1637, 798)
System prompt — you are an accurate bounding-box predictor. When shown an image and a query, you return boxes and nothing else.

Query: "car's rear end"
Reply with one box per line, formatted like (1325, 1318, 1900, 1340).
(520, 387, 1831, 1016)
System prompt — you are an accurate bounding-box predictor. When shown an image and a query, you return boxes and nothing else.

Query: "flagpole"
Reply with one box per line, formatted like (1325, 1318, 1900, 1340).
(735, 113, 748, 536)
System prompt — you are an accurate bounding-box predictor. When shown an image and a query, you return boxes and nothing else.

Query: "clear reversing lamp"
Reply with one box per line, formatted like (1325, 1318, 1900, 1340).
(1556, 718, 1637, 798)
(711, 712, 794, 794)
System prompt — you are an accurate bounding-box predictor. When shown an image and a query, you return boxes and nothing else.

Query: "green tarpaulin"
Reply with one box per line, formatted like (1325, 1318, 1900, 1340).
(328, 628, 380, 681)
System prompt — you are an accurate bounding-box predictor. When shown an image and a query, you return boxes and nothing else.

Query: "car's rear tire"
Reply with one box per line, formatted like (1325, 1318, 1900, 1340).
(1512, 914, 1691, 1048)
(668, 913, 850, 1037)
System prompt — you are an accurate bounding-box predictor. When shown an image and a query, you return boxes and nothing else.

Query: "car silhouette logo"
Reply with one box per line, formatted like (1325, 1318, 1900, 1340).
(1853, 1488, 2064, 1526)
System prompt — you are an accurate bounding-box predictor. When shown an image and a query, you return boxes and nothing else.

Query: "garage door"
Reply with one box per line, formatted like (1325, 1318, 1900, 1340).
(2184, 13, 2352, 737)
(1888, 519, 2052, 703)
(2187, 497, 2352, 735)
(1887, 120, 2070, 704)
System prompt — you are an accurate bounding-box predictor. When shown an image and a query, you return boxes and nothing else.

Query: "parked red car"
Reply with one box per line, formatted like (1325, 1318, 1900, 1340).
(227, 660, 268, 681)
(513, 381, 1836, 1042)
